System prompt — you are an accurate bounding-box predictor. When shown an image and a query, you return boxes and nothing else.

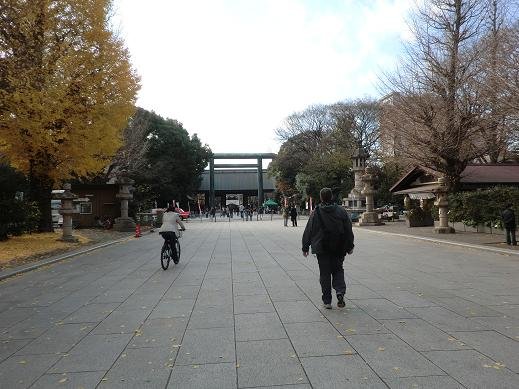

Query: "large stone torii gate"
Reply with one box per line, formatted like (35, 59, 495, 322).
(209, 153, 276, 208)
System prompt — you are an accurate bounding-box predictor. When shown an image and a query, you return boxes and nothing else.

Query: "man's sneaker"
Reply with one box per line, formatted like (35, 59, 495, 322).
(337, 294, 345, 308)
(323, 303, 332, 309)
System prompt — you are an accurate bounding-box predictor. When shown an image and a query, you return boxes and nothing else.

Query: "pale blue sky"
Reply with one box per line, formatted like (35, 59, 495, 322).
(112, 0, 413, 154)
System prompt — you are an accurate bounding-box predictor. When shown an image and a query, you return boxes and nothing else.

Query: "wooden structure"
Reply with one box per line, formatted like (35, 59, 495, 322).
(70, 183, 119, 227)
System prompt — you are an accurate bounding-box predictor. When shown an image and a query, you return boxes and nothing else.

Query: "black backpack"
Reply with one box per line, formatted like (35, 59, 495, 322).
(316, 207, 345, 254)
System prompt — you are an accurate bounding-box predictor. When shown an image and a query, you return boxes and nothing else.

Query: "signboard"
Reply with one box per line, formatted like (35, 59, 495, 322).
(226, 194, 242, 205)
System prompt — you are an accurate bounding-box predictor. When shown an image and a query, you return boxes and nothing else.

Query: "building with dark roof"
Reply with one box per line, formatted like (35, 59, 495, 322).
(390, 164, 519, 199)
(198, 169, 276, 208)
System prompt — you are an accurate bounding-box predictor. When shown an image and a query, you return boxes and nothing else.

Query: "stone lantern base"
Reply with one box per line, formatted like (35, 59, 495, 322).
(358, 212, 384, 226)
(113, 217, 136, 232)
(434, 225, 455, 234)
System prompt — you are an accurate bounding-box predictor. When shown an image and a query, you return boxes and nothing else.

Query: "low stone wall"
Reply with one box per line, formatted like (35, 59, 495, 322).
(448, 222, 505, 235)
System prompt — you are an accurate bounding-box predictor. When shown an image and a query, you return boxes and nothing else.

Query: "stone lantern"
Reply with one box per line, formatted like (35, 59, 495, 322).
(113, 175, 136, 232)
(343, 143, 369, 211)
(53, 183, 79, 242)
(404, 195, 411, 210)
(433, 176, 455, 233)
(358, 166, 383, 226)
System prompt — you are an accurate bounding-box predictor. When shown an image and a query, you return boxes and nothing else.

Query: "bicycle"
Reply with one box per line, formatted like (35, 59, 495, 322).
(160, 229, 183, 270)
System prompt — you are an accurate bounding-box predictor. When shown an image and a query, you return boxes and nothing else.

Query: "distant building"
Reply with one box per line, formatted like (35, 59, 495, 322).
(198, 169, 276, 208)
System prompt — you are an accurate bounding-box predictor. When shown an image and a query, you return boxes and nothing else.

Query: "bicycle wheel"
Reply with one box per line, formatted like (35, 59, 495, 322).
(174, 240, 181, 264)
(161, 244, 171, 270)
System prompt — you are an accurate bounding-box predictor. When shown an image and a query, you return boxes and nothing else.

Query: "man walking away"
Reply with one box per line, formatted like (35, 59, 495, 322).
(302, 188, 354, 309)
(502, 204, 517, 246)
(290, 206, 298, 227)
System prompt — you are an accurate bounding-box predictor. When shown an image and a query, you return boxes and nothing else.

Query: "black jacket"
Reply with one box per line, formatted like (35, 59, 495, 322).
(302, 203, 354, 256)
(502, 208, 516, 229)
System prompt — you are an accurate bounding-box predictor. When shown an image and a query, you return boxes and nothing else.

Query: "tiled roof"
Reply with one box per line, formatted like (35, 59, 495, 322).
(461, 164, 519, 183)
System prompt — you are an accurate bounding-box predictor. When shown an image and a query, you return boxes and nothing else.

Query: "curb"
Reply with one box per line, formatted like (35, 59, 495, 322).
(0, 235, 135, 281)
(356, 227, 519, 257)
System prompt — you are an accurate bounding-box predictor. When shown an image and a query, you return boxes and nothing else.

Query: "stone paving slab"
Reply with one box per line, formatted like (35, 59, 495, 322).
(168, 362, 237, 389)
(128, 317, 187, 348)
(235, 312, 287, 341)
(285, 321, 352, 357)
(93, 307, 150, 335)
(98, 346, 175, 388)
(301, 354, 387, 388)
(351, 298, 417, 320)
(32, 371, 106, 389)
(274, 300, 327, 324)
(50, 333, 131, 373)
(175, 327, 235, 365)
(188, 306, 234, 329)
(423, 350, 519, 388)
(62, 302, 119, 324)
(450, 330, 519, 373)
(236, 338, 308, 387)
(1, 218, 519, 388)
(322, 305, 388, 336)
(384, 375, 465, 389)
(0, 338, 31, 363)
(379, 318, 470, 352)
(346, 333, 446, 378)
(16, 322, 94, 355)
(0, 353, 61, 388)
(406, 306, 488, 332)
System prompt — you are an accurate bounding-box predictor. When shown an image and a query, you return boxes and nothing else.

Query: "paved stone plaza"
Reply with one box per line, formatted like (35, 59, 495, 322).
(1, 217, 519, 388)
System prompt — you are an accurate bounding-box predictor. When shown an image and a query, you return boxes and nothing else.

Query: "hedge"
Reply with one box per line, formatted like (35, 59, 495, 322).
(448, 187, 519, 228)
(0, 199, 40, 241)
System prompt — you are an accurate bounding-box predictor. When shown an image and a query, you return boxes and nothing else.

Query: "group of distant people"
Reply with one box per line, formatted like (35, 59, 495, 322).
(204, 205, 266, 221)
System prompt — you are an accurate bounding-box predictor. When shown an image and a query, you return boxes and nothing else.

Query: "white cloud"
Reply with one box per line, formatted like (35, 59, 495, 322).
(113, 0, 413, 153)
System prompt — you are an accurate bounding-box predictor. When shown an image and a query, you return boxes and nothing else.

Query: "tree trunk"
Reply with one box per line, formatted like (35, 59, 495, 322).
(28, 174, 54, 232)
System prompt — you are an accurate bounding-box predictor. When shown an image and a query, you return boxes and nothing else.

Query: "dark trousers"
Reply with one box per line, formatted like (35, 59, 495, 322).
(505, 228, 517, 245)
(291, 217, 297, 226)
(160, 232, 178, 259)
(317, 254, 346, 304)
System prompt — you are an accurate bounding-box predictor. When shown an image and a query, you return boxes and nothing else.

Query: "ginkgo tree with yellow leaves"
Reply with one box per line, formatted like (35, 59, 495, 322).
(0, 0, 140, 231)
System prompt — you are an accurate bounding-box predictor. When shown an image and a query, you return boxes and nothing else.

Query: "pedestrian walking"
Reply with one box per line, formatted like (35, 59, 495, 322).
(283, 207, 289, 227)
(290, 206, 298, 227)
(502, 204, 517, 246)
(302, 188, 354, 309)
